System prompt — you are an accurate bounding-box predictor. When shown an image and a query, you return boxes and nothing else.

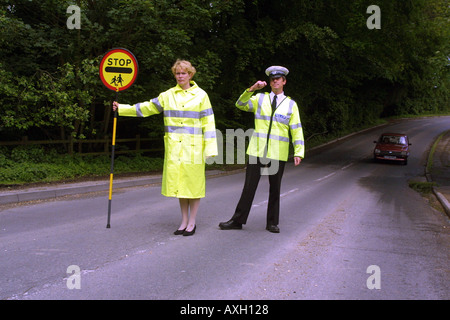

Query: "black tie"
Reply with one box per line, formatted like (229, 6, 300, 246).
(272, 95, 277, 112)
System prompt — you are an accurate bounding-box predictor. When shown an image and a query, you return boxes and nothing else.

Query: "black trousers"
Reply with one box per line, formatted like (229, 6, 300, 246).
(232, 156, 286, 226)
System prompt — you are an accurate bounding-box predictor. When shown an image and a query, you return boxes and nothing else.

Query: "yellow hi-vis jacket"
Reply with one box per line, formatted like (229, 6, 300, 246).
(118, 81, 218, 199)
(236, 89, 305, 161)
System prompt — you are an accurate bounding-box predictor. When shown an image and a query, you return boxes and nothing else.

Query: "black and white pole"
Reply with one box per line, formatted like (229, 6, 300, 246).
(107, 89, 119, 228)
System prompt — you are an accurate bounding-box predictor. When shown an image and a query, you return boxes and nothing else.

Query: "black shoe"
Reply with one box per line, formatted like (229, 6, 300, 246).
(174, 228, 186, 235)
(219, 220, 242, 230)
(266, 225, 280, 233)
(183, 225, 196, 236)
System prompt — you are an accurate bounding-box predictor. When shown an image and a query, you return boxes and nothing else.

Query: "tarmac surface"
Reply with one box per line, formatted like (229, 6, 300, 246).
(1, 118, 448, 301)
(1, 128, 449, 217)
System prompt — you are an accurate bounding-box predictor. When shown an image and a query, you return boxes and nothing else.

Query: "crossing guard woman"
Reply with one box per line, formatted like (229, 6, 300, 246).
(219, 66, 304, 233)
(113, 60, 218, 236)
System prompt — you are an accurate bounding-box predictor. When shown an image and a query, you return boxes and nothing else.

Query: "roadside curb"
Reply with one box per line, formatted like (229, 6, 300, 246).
(425, 130, 450, 218)
(0, 176, 162, 205)
(0, 169, 245, 205)
(433, 191, 450, 217)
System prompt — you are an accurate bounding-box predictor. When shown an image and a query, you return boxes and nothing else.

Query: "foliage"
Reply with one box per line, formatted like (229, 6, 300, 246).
(0, 0, 448, 145)
(0, 145, 164, 184)
(409, 181, 437, 194)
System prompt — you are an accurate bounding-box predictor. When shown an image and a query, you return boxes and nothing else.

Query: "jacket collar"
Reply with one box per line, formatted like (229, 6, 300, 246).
(174, 81, 198, 93)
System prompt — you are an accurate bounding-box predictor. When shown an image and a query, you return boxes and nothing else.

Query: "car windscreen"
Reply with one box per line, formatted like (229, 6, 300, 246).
(380, 136, 407, 145)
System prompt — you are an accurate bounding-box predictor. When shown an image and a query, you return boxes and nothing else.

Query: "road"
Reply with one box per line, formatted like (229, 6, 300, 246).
(1, 117, 449, 301)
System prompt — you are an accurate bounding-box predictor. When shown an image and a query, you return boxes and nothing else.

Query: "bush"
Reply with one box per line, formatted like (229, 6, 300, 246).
(0, 149, 164, 185)
(0, 146, 12, 168)
(409, 181, 437, 194)
(10, 145, 46, 163)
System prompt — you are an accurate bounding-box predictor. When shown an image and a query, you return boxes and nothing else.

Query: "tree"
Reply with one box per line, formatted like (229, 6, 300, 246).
(0, 0, 447, 150)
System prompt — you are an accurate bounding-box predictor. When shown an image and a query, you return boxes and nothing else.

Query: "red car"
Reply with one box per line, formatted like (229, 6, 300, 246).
(373, 133, 411, 165)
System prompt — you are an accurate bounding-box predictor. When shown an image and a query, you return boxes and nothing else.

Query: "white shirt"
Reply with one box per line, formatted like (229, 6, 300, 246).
(270, 91, 286, 108)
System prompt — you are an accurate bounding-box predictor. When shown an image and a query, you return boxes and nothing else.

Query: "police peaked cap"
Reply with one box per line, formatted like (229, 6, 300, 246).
(265, 66, 289, 78)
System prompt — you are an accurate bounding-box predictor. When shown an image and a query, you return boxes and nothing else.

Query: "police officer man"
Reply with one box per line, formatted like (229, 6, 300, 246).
(219, 66, 305, 233)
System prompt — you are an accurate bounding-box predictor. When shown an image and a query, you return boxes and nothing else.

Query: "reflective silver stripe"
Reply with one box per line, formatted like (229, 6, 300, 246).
(204, 130, 217, 139)
(273, 114, 290, 125)
(248, 100, 254, 112)
(271, 98, 294, 125)
(253, 132, 289, 142)
(237, 99, 246, 107)
(135, 103, 143, 117)
(294, 139, 305, 146)
(255, 114, 272, 121)
(164, 108, 214, 119)
(255, 94, 266, 117)
(165, 126, 203, 135)
(255, 93, 273, 121)
(165, 110, 201, 119)
(258, 94, 266, 110)
(200, 108, 214, 118)
(151, 98, 163, 113)
(269, 134, 290, 143)
(287, 99, 295, 115)
(237, 99, 254, 112)
(290, 123, 302, 129)
(253, 132, 268, 139)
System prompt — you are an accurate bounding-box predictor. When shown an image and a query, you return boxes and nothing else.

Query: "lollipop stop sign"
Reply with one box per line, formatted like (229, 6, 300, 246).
(100, 48, 138, 228)
(100, 48, 138, 92)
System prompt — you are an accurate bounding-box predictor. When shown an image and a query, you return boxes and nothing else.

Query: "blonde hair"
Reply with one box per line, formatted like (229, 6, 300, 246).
(171, 59, 196, 78)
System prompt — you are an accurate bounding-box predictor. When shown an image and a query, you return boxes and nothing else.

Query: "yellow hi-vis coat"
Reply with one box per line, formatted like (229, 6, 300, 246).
(236, 89, 305, 161)
(118, 81, 218, 198)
